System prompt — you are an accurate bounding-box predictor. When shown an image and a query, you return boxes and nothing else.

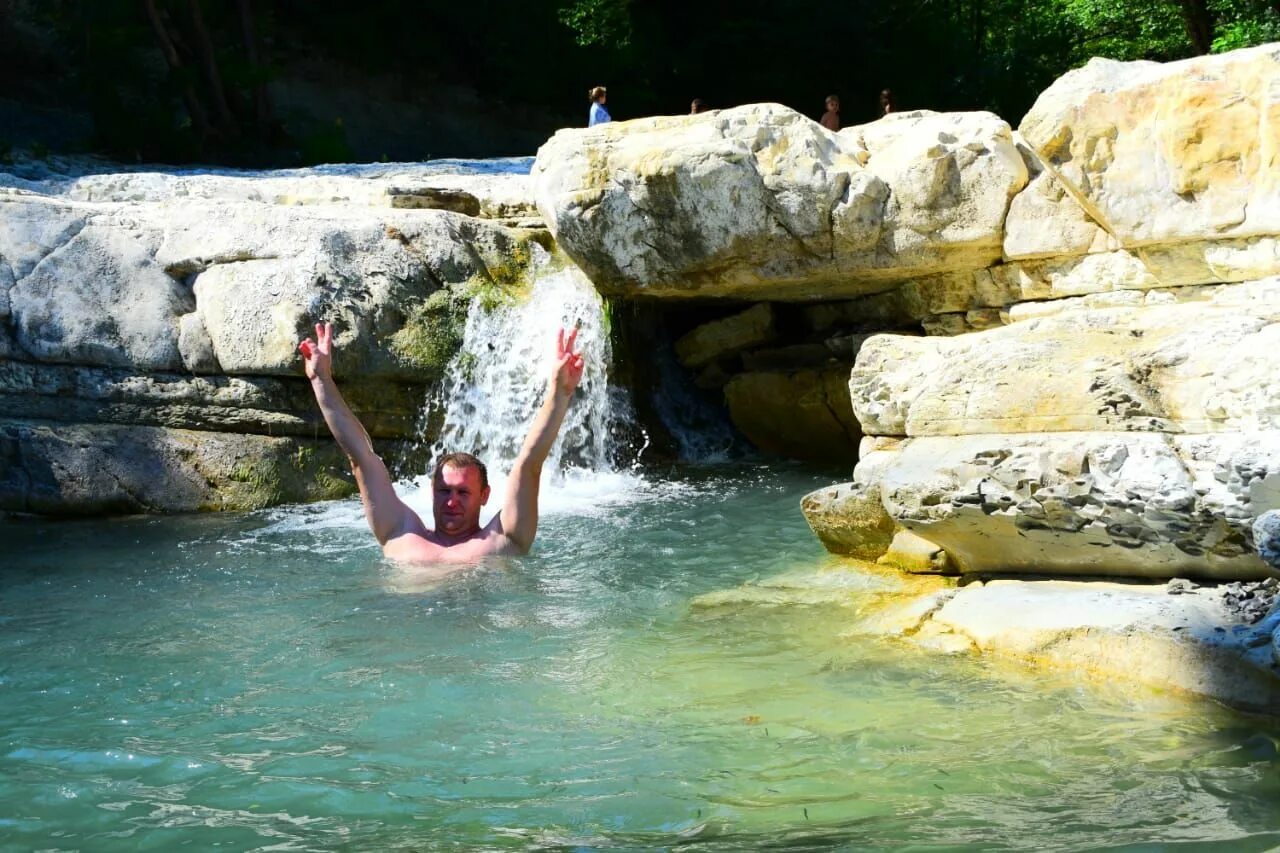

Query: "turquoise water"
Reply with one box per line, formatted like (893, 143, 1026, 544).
(3, 464, 1279, 851)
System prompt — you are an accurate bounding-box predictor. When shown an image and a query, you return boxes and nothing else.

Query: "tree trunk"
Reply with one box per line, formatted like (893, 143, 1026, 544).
(142, 0, 211, 138)
(185, 0, 239, 137)
(236, 0, 273, 131)
(1176, 0, 1214, 55)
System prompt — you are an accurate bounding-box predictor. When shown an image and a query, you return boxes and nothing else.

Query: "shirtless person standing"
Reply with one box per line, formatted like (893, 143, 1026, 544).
(298, 322, 585, 563)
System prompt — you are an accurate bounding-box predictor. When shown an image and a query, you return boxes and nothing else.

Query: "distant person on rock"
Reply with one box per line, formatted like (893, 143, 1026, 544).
(299, 322, 585, 563)
(820, 94, 841, 131)
(880, 88, 896, 115)
(690, 98, 708, 114)
(589, 86, 611, 127)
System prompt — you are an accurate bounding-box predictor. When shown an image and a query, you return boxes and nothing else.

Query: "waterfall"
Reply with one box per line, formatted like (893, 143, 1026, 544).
(420, 247, 640, 481)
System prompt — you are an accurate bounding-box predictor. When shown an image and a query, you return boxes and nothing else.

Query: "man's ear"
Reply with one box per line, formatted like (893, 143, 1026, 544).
(481, 485, 491, 505)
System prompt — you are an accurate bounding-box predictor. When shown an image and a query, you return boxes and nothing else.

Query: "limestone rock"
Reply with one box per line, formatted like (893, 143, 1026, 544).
(878, 529, 951, 574)
(850, 277, 1280, 437)
(2, 192, 539, 378)
(1002, 140, 1117, 260)
(1020, 43, 1280, 247)
(800, 480, 895, 559)
(843, 110, 1028, 272)
(724, 368, 860, 463)
(10, 221, 190, 370)
(674, 303, 775, 368)
(0, 162, 543, 515)
(6, 163, 536, 221)
(532, 104, 1026, 299)
(1137, 236, 1280, 287)
(874, 431, 1280, 580)
(1256, 511, 1280, 571)
(387, 186, 481, 216)
(0, 361, 422, 439)
(908, 579, 1280, 713)
(0, 420, 380, 515)
(177, 312, 220, 374)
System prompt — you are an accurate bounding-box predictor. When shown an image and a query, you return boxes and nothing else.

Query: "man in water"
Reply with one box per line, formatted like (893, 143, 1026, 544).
(298, 322, 585, 562)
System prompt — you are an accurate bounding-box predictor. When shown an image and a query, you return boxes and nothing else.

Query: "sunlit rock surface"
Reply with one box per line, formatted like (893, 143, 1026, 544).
(532, 104, 1026, 299)
(0, 159, 542, 513)
(1020, 43, 1280, 249)
(798, 44, 1280, 582)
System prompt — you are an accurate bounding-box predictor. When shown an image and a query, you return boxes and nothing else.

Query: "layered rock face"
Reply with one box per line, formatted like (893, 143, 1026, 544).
(0, 163, 544, 513)
(796, 44, 1280, 581)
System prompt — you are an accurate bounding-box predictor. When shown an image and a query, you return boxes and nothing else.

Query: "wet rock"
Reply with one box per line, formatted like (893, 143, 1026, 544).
(1255, 511, 1280, 570)
(801, 481, 895, 559)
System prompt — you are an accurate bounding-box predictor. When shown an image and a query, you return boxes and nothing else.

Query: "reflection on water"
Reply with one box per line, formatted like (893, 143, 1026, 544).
(2, 464, 1279, 850)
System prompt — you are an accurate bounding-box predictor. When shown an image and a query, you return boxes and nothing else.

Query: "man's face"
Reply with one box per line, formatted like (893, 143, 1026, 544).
(432, 463, 490, 537)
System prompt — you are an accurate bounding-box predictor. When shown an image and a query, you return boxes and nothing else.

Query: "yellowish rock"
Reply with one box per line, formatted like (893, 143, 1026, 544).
(723, 368, 860, 462)
(877, 529, 952, 574)
(850, 277, 1280, 437)
(1020, 43, 1280, 247)
(800, 481, 896, 559)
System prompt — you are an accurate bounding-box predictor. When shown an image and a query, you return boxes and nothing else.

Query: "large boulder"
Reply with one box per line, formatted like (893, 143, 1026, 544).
(850, 277, 1280, 437)
(1020, 43, 1280, 248)
(532, 104, 1026, 299)
(825, 274, 1280, 580)
(0, 420, 372, 515)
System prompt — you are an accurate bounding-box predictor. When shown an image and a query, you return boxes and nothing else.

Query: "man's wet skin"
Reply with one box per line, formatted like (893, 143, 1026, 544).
(300, 321, 585, 567)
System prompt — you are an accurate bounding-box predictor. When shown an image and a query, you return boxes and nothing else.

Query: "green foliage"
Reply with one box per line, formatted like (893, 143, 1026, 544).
(558, 0, 633, 46)
(8, 0, 1280, 164)
(1211, 6, 1280, 51)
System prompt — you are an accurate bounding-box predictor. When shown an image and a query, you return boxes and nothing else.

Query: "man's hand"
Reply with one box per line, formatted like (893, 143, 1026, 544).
(299, 322, 334, 381)
(552, 326, 585, 398)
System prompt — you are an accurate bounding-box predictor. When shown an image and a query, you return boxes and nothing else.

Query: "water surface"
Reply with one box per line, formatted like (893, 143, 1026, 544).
(3, 465, 1279, 851)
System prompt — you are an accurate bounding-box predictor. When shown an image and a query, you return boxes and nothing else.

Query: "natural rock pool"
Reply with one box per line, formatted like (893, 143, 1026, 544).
(3, 466, 1279, 850)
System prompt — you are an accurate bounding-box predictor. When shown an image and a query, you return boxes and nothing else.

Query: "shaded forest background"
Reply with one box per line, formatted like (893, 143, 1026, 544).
(1, 0, 1277, 166)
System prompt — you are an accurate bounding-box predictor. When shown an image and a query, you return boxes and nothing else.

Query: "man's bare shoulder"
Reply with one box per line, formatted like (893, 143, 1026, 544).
(383, 527, 521, 565)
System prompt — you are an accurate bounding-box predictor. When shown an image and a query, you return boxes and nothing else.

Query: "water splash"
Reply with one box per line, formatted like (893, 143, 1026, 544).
(420, 247, 642, 480)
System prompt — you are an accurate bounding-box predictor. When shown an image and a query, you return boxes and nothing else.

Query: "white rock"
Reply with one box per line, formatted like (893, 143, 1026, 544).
(873, 431, 1279, 579)
(532, 104, 1026, 299)
(1020, 43, 1280, 246)
(850, 277, 1280, 436)
(1002, 139, 1117, 260)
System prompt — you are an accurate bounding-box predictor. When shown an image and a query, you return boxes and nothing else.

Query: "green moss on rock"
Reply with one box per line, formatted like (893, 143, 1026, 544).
(389, 287, 470, 380)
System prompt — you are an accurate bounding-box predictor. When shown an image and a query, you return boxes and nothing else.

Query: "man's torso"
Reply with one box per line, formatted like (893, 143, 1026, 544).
(383, 525, 517, 564)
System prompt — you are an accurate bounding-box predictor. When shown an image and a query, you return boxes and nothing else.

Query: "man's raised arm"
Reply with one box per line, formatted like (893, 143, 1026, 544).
(299, 322, 417, 545)
(497, 327, 585, 554)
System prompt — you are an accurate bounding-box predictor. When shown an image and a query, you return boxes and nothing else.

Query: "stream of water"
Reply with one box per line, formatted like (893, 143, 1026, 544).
(3, 250, 1280, 850)
(3, 467, 1280, 850)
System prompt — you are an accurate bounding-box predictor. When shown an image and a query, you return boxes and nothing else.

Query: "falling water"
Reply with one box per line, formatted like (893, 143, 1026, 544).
(423, 246, 640, 479)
